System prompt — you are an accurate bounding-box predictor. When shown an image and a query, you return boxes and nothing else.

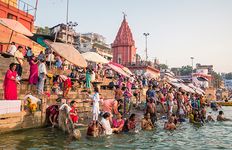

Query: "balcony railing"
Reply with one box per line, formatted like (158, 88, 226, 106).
(124, 61, 160, 70)
(2, 0, 36, 16)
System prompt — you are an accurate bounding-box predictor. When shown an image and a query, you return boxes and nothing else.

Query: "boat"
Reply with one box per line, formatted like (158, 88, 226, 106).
(215, 100, 232, 106)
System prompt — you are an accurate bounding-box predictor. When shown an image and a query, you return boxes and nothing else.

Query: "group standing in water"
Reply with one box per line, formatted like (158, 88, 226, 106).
(45, 73, 231, 138)
(85, 76, 232, 136)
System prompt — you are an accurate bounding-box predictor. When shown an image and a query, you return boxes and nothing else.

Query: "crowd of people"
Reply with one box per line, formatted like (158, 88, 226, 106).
(4, 43, 77, 100)
(3, 43, 231, 138)
(46, 73, 231, 138)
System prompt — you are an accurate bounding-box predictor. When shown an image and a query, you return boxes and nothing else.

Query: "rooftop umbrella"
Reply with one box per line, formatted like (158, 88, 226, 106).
(109, 62, 133, 75)
(0, 18, 33, 36)
(188, 84, 205, 95)
(46, 41, 87, 68)
(0, 18, 33, 51)
(82, 52, 109, 64)
(107, 63, 130, 77)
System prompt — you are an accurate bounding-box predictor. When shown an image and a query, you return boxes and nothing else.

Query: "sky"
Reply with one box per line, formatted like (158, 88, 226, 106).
(31, 0, 232, 73)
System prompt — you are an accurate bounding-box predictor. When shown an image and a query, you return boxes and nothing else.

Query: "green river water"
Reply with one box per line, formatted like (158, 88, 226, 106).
(1, 107, 232, 150)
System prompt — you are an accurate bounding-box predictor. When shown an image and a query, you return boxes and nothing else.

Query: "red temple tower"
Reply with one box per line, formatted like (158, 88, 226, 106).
(112, 15, 136, 65)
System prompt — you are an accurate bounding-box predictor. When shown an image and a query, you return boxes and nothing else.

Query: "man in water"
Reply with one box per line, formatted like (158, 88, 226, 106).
(206, 114, 215, 122)
(87, 121, 103, 137)
(141, 113, 154, 131)
(146, 97, 157, 125)
(164, 117, 176, 130)
(217, 111, 231, 121)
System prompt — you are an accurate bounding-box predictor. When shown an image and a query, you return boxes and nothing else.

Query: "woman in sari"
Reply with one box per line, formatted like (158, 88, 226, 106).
(86, 69, 92, 89)
(3, 63, 19, 100)
(29, 56, 39, 87)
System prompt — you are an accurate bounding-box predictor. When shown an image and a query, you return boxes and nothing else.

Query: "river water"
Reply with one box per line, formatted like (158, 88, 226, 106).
(1, 107, 232, 150)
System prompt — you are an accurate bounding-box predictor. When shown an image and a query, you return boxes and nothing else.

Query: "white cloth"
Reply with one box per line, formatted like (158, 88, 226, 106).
(0, 100, 21, 114)
(101, 118, 112, 135)
(24, 94, 41, 104)
(47, 53, 55, 62)
(8, 45, 17, 55)
(59, 104, 72, 112)
(92, 93, 100, 117)
(129, 76, 135, 83)
(38, 63, 47, 75)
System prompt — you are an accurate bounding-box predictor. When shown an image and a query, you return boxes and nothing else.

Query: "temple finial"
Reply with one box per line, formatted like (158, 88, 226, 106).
(122, 11, 127, 20)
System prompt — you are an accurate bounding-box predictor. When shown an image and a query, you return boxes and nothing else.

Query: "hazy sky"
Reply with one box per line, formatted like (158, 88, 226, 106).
(32, 0, 232, 72)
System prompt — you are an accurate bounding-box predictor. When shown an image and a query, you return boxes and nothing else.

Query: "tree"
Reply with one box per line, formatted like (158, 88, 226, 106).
(211, 71, 223, 88)
(179, 65, 193, 76)
(36, 26, 50, 35)
(225, 73, 232, 80)
(171, 68, 180, 76)
(159, 64, 168, 70)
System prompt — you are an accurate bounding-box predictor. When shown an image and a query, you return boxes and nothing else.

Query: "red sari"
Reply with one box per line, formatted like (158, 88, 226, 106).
(3, 69, 17, 100)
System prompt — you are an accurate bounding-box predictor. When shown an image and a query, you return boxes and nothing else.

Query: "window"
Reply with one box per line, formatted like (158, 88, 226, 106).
(7, 13, 16, 19)
(118, 54, 122, 64)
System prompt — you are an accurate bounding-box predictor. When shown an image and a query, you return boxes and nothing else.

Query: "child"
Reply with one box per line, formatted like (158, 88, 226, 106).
(70, 100, 79, 124)
(87, 87, 100, 122)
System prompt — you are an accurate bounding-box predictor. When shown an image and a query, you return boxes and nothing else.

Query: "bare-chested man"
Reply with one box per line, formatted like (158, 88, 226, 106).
(164, 117, 176, 130)
(146, 97, 157, 125)
(141, 113, 154, 131)
(217, 111, 231, 121)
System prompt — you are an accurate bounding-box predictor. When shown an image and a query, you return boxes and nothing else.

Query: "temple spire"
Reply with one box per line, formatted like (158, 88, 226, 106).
(112, 15, 136, 65)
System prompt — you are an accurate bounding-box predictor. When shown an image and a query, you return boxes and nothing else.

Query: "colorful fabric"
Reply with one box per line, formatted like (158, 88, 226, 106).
(102, 99, 115, 113)
(112, 119, 125, 128)
(29, 59, 38, 85)
(3, 69, 17, 100)
(70, 107, 79, 123)
(86, 71, 91, 88)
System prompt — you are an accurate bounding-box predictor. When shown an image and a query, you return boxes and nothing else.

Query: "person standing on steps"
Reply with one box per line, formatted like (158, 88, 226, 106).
(3, 63, 20, 100)
(28, 56, 39, 92)
(38, 59, 47, 95)
(14, 46, 24, 78)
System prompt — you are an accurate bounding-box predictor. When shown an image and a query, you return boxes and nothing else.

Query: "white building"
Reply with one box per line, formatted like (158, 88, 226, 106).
(79, 33, 112, 61)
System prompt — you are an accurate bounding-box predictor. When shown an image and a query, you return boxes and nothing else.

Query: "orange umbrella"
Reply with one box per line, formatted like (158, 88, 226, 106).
(0, 18, 33, 36)
(0, 18, 33, 51)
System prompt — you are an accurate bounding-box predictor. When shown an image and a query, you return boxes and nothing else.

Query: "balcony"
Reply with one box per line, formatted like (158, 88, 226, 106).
(124, 61, 160, 71)
(1, 0, 36, 16)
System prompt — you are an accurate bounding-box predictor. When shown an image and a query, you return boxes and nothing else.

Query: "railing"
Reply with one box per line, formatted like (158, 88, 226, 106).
(2, 0, 36, 16)
(125, 61, 160, 70)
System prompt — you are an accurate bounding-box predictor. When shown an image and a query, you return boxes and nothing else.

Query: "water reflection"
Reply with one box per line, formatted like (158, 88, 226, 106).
(1, 107, 232, 150)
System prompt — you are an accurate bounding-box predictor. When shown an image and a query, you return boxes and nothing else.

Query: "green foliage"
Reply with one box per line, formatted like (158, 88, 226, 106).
(36, 26, 50, 35)
(159, 64, 168, 70)
(171, 65, 194, 76)
(211, 71, 223, 88)
(224, 73, 232, 80)
(179, 65, 193, 76)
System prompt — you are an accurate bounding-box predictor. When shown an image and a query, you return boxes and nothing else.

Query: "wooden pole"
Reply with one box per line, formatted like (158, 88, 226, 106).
(6, 30, 14, 52)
